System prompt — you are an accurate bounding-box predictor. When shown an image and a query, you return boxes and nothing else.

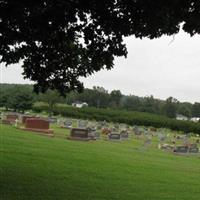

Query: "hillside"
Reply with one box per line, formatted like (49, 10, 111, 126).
(1, 124, 200, 200)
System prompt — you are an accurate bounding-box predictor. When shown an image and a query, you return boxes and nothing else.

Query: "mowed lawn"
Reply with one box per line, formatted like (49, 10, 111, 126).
(1, 125, 200, 200)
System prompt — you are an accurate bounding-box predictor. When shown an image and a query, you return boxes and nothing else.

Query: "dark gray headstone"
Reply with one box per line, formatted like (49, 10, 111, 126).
(120, 130, 129, 140)
(174, 146, 188, 153)
(69, 128, 90, 140)
(108, 133, 121, 140)
(133, 127, 142, 135)
(88, 131, 100, 139)
(48, 117, 57, 123)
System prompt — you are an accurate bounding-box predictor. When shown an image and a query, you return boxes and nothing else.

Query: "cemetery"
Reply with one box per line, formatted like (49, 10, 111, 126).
(1, 110, 200, 200)
(1, 1, 200, 199)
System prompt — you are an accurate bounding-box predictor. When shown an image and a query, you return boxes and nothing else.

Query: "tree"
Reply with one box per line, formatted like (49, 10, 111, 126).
(0, 90, 10, 110)
(1, 1, 200, 94)
(110, 90, 122, 108)
(41, 90, 65, 116)
(177, 102, 192, 118)
(192, 102, 200, 117)
(7, 87, 33, 112)
(163, 97, 178, 118)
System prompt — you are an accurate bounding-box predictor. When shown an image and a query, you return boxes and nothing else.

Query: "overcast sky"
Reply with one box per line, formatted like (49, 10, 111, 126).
(0, 30, 199, 103)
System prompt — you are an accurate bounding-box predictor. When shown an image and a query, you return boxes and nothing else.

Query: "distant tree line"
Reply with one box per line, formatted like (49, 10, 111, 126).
(0, 84, 200, 119)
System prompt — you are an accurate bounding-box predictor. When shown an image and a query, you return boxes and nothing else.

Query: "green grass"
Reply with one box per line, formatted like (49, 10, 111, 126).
(1, 124, 200, 200)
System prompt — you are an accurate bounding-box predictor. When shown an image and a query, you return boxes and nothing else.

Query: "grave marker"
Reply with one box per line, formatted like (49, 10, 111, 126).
(120, 130, 129, 140)
(108, 133, 121, 141)
(21, 118, 53, 136)
(68, 128, 95, 141)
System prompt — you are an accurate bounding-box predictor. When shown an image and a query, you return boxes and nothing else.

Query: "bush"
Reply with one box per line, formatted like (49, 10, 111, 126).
(33, 102, 200, 134)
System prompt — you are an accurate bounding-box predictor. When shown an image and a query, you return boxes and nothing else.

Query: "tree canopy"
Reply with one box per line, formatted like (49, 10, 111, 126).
(0, 0, 199, 94)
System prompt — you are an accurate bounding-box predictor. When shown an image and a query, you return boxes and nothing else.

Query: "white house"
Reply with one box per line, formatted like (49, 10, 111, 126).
(176, 114, 188, 121)
(72, 101, 88, 108)
(190, 117, 200, 122)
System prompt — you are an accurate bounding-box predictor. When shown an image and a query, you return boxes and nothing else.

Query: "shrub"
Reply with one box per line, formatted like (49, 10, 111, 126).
(33, 103, 200, 134)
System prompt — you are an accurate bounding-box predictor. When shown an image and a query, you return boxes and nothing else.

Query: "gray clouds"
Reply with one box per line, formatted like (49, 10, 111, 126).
(1, 31, 200, 103)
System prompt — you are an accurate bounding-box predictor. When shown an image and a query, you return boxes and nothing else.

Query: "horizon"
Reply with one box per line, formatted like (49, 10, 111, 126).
(0, 82, 198, 104)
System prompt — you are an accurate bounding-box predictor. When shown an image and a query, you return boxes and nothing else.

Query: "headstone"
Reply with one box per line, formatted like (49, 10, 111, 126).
(21, 118, 53, 135)
(87, 126, 96, 132)
(158, 133, 166, 142)
(48, 117, 57, 123)
(77, 120, 87, 128)
(174, 146, 189, 153)
(108, 133, 121, 141)
(188, 144, 199, 153)
(133, 126, 142, 136)
(2, 114, 18, 124)
(158, 143, 175, 151)
(68, 128, 94, 141)
(120, 130, 129, 140)
(174, 144, 199, 154)
(113, 123, 120, 129)
(88, 131, 100, 140)
(62, 120, 72, 129)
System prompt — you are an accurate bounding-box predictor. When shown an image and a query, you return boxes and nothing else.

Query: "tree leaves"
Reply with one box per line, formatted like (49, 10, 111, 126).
(0, 0, 199, 94)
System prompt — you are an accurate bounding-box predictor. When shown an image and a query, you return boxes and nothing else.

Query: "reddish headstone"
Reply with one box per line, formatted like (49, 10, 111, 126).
(22, 118, 53, 135)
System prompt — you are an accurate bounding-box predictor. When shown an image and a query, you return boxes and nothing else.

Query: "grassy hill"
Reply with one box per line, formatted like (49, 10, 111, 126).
(1, 124, 200, 200)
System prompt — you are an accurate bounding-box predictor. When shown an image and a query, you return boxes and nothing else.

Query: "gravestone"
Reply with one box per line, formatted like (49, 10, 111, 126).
(96, 124, 103, 130)
(77, 120, 87, 128)
(48, 117, 57, 123)
(174, 146, 189, 153)
(113, 123, 120, 129)
(21, 118, 53, 135)
(120, 130, 129, 140)
(158, 133, 167, 143)
(62, 120, 72, 129)
(87, 126, 96, 132)
(108, 133, 121, 141)
(174, 144, 199, 154)
(88, 131, 100, 140)
(68, 128, 94, 141)
(2, 114, 18, 124)
(159, 143, 175, 151)
(133, 127, 142, 136)
(188, 144, 199, 153)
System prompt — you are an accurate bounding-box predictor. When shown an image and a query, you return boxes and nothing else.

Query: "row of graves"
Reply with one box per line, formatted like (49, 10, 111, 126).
(158, 132, 200, 155)
(1, 113, 54, 137)
(128, 126, 200, 155)
(1, 113, 200, 155)
(59, 119, 131, 141)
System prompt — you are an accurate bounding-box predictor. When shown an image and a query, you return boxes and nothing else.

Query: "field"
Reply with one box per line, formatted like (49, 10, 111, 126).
(1, 124, 200, 200)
